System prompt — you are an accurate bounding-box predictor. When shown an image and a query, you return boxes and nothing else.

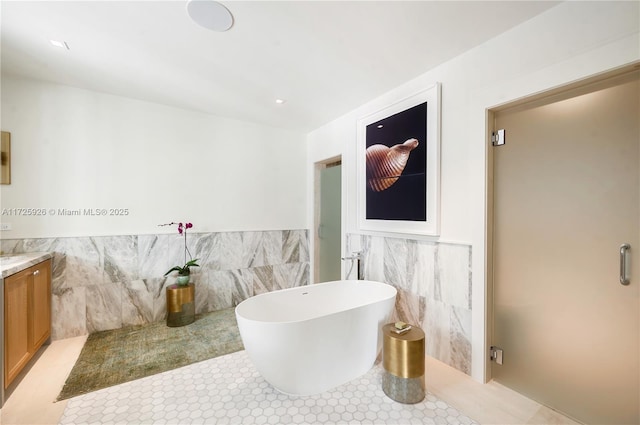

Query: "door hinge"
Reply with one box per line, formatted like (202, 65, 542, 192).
(490, 346, 504, 365)
(491, 129, 506, 146)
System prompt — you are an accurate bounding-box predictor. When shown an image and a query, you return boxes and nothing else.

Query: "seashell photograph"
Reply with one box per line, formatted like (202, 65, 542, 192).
(366, 138, 419, 192)
(365, 101, 427, 222)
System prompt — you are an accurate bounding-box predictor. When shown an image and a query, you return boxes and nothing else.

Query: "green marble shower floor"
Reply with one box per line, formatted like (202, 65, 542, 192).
(56, 307, 243, 401)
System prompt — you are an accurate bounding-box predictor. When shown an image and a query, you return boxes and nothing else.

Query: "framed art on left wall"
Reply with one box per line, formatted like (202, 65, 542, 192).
(1, 131, 11, 185)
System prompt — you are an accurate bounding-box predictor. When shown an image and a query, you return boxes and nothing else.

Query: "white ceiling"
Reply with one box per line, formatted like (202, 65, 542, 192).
(1, 1, 559, 132)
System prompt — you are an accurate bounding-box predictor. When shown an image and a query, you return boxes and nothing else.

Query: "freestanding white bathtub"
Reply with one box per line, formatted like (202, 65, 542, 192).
(235, 280, 397, 396)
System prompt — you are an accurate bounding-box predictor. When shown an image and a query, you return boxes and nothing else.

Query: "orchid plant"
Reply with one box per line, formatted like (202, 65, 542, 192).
(160, 222, 200, 280)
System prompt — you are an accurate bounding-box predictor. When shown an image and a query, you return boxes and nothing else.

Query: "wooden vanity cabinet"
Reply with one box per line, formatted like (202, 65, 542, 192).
(3, 259, 51, 388)
(4, 269, 29, 388)
(30, 260, 51, 350)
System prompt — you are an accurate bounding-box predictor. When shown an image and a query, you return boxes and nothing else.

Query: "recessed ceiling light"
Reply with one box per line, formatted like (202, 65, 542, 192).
(187, 0, 233, 32)
(49, 40, 69, 50)
(275, 99, 286, 105)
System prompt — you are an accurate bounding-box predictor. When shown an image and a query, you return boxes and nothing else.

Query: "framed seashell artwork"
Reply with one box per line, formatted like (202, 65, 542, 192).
(357, 83, 441, 236)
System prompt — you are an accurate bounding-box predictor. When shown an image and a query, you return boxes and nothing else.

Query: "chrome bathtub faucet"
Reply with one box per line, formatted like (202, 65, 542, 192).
(341, 251, 363, 280)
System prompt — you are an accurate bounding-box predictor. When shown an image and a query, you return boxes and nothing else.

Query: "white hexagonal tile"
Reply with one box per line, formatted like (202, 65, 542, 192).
(59, 350, 477, 425)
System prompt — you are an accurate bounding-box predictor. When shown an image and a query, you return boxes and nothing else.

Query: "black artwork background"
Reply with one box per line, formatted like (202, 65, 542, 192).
(365, 102, 427, 221)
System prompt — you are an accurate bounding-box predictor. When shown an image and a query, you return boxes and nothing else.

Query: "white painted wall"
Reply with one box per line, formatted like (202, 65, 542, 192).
(306, 1, 640, 382)
(1, 75, 307, 239)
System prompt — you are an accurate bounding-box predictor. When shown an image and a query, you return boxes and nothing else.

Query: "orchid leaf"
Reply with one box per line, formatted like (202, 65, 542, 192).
(185, 259, 200, 268)
(164, 266, 183, 276)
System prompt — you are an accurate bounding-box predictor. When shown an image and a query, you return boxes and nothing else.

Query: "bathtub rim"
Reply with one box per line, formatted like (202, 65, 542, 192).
(235, 279, 397, 325)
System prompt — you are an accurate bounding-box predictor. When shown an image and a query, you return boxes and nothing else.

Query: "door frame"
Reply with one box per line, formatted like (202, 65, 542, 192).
(313, 155, 342, 284)
(485, 63, 640, 382)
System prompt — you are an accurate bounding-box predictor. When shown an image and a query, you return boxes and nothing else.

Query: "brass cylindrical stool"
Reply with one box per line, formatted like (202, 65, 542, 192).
(382, 323, 425, 403)
(166, 283, 195, 327)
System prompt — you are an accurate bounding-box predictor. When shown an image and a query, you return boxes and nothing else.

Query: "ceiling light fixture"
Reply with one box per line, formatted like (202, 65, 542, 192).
(49, 40, 69, 50)
(275, 99, 286, 105)
(186, 0, 234, 32)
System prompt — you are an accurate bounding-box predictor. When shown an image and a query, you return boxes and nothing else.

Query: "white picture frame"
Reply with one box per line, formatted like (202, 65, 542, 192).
(357, 83, 441, 236)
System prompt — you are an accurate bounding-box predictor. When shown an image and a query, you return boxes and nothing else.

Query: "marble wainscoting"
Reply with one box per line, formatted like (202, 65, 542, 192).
(347, 234, 472, 375)
(1, 230, 309, 340)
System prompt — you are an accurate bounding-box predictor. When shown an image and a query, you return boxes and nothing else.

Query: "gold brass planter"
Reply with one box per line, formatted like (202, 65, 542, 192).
(382, 323, 425, 403)
(166, 283, 195, 327)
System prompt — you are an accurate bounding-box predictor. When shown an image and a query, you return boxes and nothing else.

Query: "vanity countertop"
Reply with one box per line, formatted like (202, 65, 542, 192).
(0, 252, 52, 278)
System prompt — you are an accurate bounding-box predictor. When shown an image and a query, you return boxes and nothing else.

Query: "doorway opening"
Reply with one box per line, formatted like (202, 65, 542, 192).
(486, 65, 639, 424)
(314, 157, 342, 283)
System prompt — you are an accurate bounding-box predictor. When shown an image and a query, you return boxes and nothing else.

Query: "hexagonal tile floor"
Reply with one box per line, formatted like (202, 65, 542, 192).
(60, 350, 477, 424)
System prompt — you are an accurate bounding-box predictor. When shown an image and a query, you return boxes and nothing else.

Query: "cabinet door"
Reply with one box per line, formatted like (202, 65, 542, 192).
(4, 269, 30, 388)
(30, 259, 51, 350)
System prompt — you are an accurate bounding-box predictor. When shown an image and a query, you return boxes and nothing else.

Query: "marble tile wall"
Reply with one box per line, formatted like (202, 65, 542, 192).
(1, 230, 310, 340)
(347, 234, 472, 375)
